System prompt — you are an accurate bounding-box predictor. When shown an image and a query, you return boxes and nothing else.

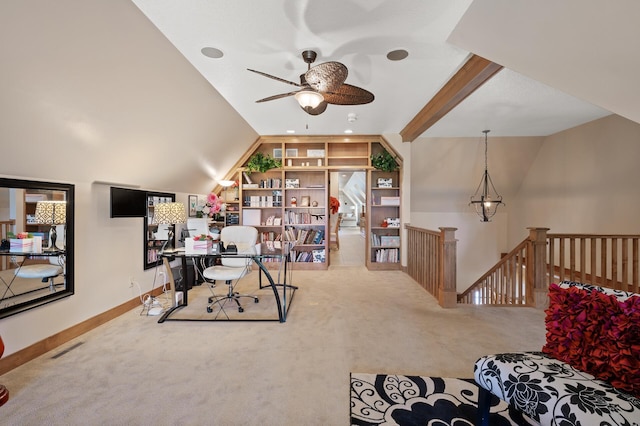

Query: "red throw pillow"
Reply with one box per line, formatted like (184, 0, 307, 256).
(543, 283, 640, 397)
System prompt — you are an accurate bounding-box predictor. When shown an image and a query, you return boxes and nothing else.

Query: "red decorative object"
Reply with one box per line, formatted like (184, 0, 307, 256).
(0, 336, 8, 406)
(330, 196, 340, 215)
(543, 283, 640, 397)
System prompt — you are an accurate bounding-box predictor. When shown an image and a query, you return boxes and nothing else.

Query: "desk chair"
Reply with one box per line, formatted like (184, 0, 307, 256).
(202, 226, 258, 314)
(14, 257, 64, 293)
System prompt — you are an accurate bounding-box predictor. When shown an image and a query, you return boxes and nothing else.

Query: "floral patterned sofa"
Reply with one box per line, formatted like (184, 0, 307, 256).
(474, 281, 640, 425)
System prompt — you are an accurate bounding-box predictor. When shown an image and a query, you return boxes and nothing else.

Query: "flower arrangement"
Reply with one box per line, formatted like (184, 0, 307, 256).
(330, 196, 340, 215)
(7, 232, 32, 239)
(192, 234, 213, 241)
(198, 192, 226, 219)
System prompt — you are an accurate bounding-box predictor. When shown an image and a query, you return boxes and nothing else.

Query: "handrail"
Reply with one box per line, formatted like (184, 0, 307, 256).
(405, 225, 457, 308)
(458, 230, 640, 307)
(547, 233, 640, 293)
(458, 238, 531, 305)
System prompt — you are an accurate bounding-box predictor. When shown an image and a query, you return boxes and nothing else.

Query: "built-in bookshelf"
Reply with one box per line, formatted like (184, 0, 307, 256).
(222, 135, 401, 271)
(366, 142, 402, 270)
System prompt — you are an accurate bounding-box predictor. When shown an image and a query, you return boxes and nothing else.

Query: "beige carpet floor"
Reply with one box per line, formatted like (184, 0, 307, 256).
(0, 237, 546, 425)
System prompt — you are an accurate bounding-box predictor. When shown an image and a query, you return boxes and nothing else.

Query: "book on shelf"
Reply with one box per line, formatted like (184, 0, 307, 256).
(375, 248, 399, 263)
(312, 249, 326, 263)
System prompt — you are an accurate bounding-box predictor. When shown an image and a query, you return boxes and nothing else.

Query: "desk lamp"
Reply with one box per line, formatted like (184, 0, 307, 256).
(151, 202, 187, 253)
(35, 200, 67, 251)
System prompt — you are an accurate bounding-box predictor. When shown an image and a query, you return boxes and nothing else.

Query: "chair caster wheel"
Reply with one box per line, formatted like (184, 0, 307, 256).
(238, 307, 244, 313)
(207, 307, 213, 313)
(208, 297, 213, 303)
(254, 298, 259, 303)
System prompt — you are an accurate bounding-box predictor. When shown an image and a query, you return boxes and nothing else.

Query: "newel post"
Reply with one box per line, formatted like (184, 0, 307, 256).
(439, 227, 458, 308)
(527, 227, 549, 309)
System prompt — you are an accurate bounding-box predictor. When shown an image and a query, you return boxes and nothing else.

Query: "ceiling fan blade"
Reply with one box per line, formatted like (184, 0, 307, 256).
(255, 91, 299, 103)
(323, 84, 375, 105)
(305, 62, 348, 93)
(247, 69, 302, 88)
(301, 101, 328, 116)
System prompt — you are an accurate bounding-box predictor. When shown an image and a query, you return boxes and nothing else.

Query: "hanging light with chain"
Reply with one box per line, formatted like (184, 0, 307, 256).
(469, 130, 504, 222)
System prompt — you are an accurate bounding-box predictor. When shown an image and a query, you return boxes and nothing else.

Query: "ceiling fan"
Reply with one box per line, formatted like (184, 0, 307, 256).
(247, 50, 374, 116)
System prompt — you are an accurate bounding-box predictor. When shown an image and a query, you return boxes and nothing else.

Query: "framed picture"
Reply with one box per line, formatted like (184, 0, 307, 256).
(285, 178, 300, 189)
(307, 149, 325, 157)
(285, 148, 298, 158)
(273, 148, 282, 159)
(188, 195, 198, 217)
(300, 196, 310, 207)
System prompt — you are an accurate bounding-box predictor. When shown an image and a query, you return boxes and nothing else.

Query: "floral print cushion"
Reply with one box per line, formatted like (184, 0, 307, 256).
(474, 352, 640, 425)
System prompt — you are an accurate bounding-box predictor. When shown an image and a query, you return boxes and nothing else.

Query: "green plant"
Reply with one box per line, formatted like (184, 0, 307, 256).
(245, 152, 282, 174)
(371, 150, 398, 172)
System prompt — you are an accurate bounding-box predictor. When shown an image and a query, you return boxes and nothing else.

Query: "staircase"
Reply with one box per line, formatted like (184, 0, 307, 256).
(405, 225, 640, 308)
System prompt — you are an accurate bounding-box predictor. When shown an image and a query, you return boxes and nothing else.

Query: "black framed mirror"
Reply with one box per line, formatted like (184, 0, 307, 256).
(144, 191, 175, 270)
(0, 178, 74, 319)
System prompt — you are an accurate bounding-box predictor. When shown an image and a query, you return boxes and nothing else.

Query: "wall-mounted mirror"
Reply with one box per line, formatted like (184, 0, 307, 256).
(0, 178, 74, 319)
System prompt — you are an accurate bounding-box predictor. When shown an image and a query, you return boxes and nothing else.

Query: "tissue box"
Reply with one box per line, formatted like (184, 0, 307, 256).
(10, 238, 33, 253)
(185, 238, 212, 255)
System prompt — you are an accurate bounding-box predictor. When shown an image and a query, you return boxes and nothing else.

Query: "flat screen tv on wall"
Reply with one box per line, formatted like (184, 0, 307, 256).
(110, 187, 147, 218)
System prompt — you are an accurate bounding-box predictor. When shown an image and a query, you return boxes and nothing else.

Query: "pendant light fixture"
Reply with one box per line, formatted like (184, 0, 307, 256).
(469, 130, 504, 222)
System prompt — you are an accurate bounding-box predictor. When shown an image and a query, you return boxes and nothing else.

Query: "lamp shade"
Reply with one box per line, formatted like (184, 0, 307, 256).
(35, 201, 67, 225)
(151, 202, 187, 225)
(294, 90, 324, 109)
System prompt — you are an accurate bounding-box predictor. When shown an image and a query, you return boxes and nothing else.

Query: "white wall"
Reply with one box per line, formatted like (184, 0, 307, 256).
(508, 114, 640, 243)
(0, 0, 257, 356)
(408, 135, 542, 290)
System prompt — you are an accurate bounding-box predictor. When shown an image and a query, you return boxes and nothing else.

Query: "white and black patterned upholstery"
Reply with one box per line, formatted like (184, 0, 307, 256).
(474, 352, 640, 425)
(474, 281, 640, 426)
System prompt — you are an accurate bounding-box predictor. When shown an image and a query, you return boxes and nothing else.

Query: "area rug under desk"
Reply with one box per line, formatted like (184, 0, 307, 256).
(159, 280, 295, 322)
(350, 373, 535, 426)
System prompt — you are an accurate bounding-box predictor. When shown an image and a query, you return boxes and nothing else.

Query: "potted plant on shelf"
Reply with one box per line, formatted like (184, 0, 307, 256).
(370, 150, 399, 172)
(245, 152, 282, 174)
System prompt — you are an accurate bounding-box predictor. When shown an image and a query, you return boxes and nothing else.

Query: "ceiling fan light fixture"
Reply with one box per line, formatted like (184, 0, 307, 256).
(295, 90, 324, 109)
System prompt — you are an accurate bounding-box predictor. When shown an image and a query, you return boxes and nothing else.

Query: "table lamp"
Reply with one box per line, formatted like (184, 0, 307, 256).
(151, 202, 187, 252)
(35, 200, 67, 251)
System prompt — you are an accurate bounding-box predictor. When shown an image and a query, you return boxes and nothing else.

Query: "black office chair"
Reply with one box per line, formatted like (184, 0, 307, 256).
(202, 226, 259, 315)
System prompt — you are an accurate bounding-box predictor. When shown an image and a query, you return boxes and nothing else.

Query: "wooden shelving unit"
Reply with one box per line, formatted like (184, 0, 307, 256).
(220, 135, 401, 271)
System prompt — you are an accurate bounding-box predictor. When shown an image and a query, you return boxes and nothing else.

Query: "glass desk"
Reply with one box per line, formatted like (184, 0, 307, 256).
(158, 242, 296, 323)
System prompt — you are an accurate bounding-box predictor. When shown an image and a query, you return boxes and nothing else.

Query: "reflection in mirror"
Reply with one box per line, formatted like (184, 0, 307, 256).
(0, 178, 74, 319)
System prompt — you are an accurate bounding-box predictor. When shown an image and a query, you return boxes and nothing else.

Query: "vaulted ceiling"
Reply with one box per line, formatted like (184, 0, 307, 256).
(130, 0, 620, 139)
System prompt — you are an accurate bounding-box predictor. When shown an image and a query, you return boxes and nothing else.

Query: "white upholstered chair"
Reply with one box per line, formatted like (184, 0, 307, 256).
(202, 226, 258, 314)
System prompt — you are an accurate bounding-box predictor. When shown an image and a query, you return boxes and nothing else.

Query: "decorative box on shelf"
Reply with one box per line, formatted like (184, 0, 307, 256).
(185, 238, 212, 255)
(385, 218, 400, 228)
(380, 236, 400, 247)
(10, 238, 34, 253)
(377, 178, 393, 188)
(380, 196, 400, 206)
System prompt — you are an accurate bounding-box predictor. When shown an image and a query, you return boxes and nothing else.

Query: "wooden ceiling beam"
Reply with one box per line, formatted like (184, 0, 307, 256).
(399, 54, 503, 142)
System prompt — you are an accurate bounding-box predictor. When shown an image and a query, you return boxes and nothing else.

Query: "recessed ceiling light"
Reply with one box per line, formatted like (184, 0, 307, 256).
(344, 129, 353, 134)
(286, 130, 295, 134)
(387, 49, 409, 61)
(201, 47, 224, 59)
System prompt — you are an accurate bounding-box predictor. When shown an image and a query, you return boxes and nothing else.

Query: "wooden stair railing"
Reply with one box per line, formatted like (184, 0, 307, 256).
(405, 225, 457, 308)
(547, 234, 640, 293)
(458, 229, 640, 307)
(458, 238, 532, 306)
